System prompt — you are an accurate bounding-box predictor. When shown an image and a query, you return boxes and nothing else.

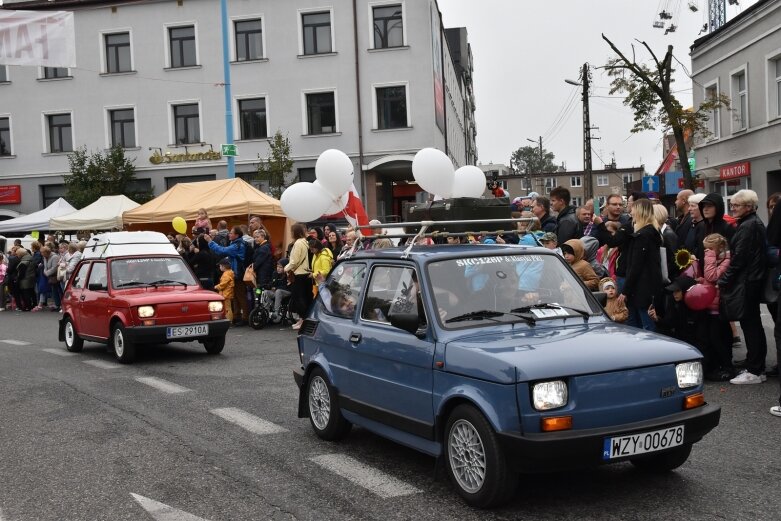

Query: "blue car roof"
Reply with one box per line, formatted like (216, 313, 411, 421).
(342, 243, 556, 264)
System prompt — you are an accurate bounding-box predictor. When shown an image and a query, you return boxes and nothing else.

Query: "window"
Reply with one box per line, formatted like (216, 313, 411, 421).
(373, 4, 403, 49)
(302, 12, 332, 55)
(0, 117, 10, 156)
(704, 82, 720, 138)
(0, 66, 7, 82)
(105, 32, 131, 73)
(72, 263, 91, 290)
(544, 177, 555, 194)
(41, 184, 66, 208)
(238, 98, 267, 140)
(375, 85, 407, 129)
(776, 59, 781, 118)
(87, 263, 108, 290)
(361, 266, 424, 325)
(731, 69, 747, 131)
(298, 167, 315, 183)
(570, 176, 582, 188)
(235, 19, 263, 61)
(47, 113, 73, 153)
(571, 196, 583, 208)
(173, 103, 200, 144)
(109, 108, 136, 148)
(596, 175, 609, 187)
(306, 92, 336, 134)
(169, 26, 196, 68)
(321, 262, 366, 318)
(43, 67, 68, 79)
(597, 195, 607, 209)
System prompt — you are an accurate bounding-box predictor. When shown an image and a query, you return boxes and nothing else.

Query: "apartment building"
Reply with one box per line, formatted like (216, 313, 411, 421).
(691, 0, 781, 220)
(0, 0, 477, 221)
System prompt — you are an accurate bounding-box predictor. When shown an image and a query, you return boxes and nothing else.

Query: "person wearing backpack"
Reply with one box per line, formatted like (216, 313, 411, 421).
(204, 225, 249, 326)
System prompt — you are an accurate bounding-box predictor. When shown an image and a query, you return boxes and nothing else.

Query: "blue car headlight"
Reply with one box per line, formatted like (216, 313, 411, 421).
(532, 380, 568, 411)
(676, 361, 703, 389)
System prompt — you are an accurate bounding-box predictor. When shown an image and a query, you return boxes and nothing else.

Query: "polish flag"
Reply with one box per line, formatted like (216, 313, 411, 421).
(323, 184, 369, 231)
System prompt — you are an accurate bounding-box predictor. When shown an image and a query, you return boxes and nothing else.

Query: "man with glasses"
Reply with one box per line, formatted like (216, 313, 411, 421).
(718, 190, 769, 385)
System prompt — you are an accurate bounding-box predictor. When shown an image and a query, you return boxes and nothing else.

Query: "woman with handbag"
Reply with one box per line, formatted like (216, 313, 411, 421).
(284, 223, 312, 330)
(619, 199, 663, 331)
(719, 190, 769, 386)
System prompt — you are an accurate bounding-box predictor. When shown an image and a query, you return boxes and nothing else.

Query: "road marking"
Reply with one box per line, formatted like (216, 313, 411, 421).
(1, 339, 31, 345)
(83, 359, 123, 369)
(310, 454, 422, 499)
(130, 493, 210, 521)
(135, 377, 191, 394)
(210, 407, 288, 435)
(41, 348, 77, 357)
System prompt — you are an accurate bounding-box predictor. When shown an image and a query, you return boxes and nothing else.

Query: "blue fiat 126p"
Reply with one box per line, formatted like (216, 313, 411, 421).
(293, 241, 720, 508)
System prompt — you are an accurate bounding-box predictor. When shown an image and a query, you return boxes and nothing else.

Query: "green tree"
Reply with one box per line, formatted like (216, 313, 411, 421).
(510, 145, 557, 175)
(65, 146, 154, 208)
(602, 35, 729, 190)
(255, 130, 294, 199)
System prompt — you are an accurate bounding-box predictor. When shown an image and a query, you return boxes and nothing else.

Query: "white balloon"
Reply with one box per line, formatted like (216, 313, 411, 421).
(452, 165, 488, 198)
(412, 148, 454, 198)
(280, 182, 331, 222)
(315, 149, 355, 197)
(314, 180, 349, 215)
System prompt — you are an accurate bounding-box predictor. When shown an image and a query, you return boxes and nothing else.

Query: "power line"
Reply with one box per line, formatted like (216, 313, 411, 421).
(541, 86, 579, 142)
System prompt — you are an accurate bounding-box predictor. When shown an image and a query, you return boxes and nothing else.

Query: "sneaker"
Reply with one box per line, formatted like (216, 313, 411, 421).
(292, 320, 303, 330)
(732, 336, 742, 347)
(770, 406, 781, 417)
(31, 306, 43, 312)
(730, 370, 766, 385)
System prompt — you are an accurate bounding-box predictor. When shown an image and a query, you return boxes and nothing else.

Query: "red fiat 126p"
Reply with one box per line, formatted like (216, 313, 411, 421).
(58, 231, 229, 363)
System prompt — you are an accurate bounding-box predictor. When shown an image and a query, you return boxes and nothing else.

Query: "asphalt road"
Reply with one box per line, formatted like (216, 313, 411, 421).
(0, 311, 779, 521)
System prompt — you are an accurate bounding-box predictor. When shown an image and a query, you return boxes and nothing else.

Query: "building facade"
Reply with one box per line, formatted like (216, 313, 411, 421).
(0, 0, 477, 222)
(690, 0, 781, 221)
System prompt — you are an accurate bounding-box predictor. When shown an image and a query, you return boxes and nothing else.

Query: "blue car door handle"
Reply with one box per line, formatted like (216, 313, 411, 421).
(350, 332, 362, 343)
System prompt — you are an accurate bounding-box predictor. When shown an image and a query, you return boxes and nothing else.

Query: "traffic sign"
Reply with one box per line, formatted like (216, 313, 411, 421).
(221, 144, 238, 157)
(643, 175, 659, 192)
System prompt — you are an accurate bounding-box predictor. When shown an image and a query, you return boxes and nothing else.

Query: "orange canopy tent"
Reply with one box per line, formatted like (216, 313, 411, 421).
(122, 178, 291, 253)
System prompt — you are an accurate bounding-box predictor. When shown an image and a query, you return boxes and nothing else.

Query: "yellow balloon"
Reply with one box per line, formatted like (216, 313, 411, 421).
(172, 216, 187, 234)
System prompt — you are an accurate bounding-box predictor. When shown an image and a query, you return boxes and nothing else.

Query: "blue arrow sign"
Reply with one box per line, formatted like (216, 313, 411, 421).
(643, 176, 659, 192)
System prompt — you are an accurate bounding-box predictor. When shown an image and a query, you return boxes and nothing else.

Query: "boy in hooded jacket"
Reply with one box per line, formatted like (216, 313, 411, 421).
(561, 239, 599, 290)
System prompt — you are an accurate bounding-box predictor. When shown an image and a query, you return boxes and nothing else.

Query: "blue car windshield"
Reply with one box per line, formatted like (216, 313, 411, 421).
(426, 253, 601, 328)
(110, 257, 197, 288)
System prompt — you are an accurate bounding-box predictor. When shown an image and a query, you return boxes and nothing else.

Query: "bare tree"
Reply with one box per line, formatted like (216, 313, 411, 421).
(602, 34, 729, 190)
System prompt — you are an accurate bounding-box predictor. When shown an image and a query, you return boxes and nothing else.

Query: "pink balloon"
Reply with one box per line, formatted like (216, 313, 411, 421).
(684, 284, 717, 311)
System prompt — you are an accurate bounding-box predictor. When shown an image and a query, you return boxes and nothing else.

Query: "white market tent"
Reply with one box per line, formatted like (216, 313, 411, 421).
(49, 195, 140, 231)
(0, 198, 77, 233)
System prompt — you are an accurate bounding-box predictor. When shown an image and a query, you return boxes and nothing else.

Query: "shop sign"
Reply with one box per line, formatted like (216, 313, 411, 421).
(676, 177, 705, 189)
(149, 149, 222, 165)
(0, 185, 21, 204)
(719, 161, 750, 180)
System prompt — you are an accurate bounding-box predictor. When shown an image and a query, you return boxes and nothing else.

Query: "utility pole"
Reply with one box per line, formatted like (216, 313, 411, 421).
(581, 63, 593, 203)
(525, 136, 543, 194)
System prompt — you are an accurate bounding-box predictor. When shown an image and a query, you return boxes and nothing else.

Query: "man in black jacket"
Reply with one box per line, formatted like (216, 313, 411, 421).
(550, 186, 581, 244)
(532, 196, 557, 233)
(718, 190, 768, 385)
(674, 189, 694, 244)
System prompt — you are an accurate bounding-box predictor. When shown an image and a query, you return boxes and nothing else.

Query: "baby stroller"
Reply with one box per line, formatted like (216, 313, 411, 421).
(248, 286, 293, 329)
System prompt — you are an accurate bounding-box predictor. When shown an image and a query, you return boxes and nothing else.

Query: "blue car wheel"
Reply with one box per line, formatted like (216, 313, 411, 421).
(306, 367, 351, 441)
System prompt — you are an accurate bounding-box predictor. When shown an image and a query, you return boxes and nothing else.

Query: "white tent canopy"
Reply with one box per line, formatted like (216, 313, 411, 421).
(49, 195, 140, 231)
(0, 198, 77, 233)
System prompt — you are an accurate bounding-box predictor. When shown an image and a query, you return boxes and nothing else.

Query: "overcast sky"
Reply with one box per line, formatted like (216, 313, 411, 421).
(439, 0, 756, 173)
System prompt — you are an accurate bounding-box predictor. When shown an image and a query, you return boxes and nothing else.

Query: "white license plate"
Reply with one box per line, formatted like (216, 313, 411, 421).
(166, 324, 209, 339)
(602, 425, 684, 460)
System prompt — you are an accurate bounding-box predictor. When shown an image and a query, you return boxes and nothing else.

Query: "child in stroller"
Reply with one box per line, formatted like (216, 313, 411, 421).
(249, 258, 293, 329)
